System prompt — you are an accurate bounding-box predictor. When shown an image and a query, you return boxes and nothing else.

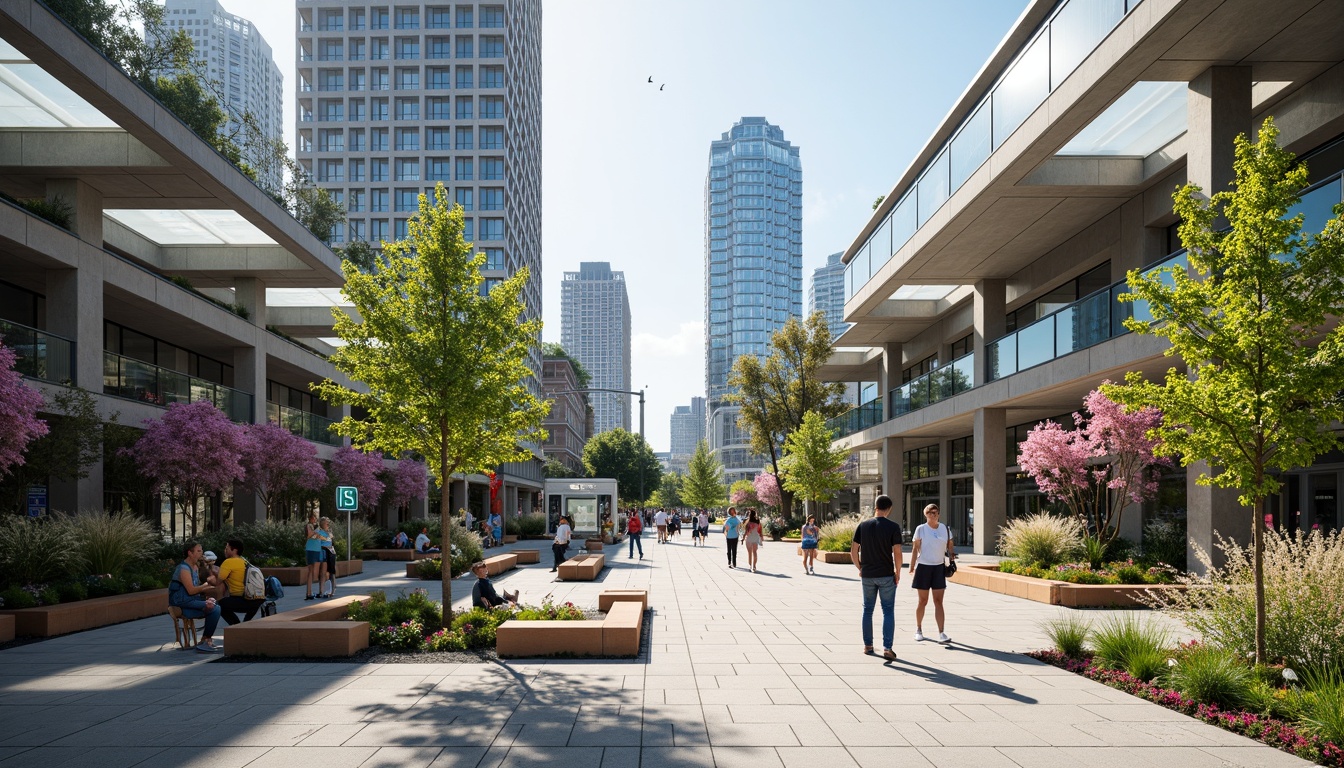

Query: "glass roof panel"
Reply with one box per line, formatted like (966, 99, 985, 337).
(890, 285, 958, 301)
(0, 37, 117, 128)
(104, 210, 276, 245)
(1057, 81, 1187, 157)
(267, 288, 348, 306)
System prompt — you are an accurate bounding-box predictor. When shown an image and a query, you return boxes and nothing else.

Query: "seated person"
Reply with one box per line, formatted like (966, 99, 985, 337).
(168, 542, 222, 653)
(478, 520, 496, 548)
(200, 550, 219, 582)
(216, 539, 265, 625)
(470, 561, 518, 609)
(391, 530, 410, 549)
(414, 527, 440, 553)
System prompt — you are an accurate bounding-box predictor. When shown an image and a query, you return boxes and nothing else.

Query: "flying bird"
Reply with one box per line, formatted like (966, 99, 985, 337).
(647, 76, 652, 83)
(660, 84, 665, 91)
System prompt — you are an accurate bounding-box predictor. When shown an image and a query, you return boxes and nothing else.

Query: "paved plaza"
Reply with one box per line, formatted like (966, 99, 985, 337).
(0, 530, 1314, 768)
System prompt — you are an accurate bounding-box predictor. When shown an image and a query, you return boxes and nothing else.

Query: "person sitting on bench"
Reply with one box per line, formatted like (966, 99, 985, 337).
(470, 561, 517, 609)
(216, 539, 265, 625)
(392, 530, 410, 549)
(415, 527, 440, 554)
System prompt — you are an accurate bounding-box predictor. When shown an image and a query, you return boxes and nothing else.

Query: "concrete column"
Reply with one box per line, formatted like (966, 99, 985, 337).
(1186, 462, 1248, 573)
(233, 277, 268, 327)
(232, 344, 266, 426)
(47, 248, 105, 511)
(45, 178, 102, 245)
(972, 407, 1007, 555)
(879, 342, 902, 420)
(881, 436, 904, 523)
(972, 280, 1006, 387)
(1116, 197, 1166, 278)
(1188, 67, 1252, 206)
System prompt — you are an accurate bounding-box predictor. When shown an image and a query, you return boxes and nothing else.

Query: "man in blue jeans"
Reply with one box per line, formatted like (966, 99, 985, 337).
(851, 495, 904, 660)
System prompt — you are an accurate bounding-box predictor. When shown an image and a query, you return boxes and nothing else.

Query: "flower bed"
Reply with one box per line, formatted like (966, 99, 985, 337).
(1031, 650, 1344, 766)
(951, 563, 1184, 607)
(999, 558, 1178, 585)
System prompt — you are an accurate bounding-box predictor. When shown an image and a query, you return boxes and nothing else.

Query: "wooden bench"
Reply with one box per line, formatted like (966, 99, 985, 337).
(584, 539, 605, 552)
(482, 553, 518, 575)
(0, 614, 14, 643)
(495, 589, 645, 658)
(513, 549, 540, 564)
(223, 595, 373, 658)
(360, 548, 434, 561)
(0, 589, 167, 638)
(558, 553, 605, 581)
(598, 589, 647, 612)
(602, 601, 644, 656)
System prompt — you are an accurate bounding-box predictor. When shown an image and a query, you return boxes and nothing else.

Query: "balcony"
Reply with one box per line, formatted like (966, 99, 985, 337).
(103, 352, 253, 423)
(0, 319, 75, 385)
(826, 396, 883, 439)
(267, 402, 341, 445)
(891, 352, 974, 417)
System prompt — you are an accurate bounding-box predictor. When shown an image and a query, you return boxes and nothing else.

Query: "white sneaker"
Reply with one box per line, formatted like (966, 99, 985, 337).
(913, 630, 926, 642)
(938, 632, 951, 644)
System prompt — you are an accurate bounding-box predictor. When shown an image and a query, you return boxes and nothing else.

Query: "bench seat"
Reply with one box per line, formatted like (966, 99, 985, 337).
(513, 549, 540, 564)
(558, 553, 605, 581)
(223, 595, 373, 658)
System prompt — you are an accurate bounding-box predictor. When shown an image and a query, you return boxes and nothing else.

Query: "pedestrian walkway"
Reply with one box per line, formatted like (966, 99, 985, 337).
(0, 530, 1312, 768)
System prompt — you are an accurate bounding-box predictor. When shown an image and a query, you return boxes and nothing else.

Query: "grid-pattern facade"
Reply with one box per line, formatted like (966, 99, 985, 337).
(560, 262, 632, 436)
(705, 117, 802, 483)
(669, 397, 704, 457)
(541, 357, 589, 476)
(164, 0, 284, 190)
(809, 251, 849, 340)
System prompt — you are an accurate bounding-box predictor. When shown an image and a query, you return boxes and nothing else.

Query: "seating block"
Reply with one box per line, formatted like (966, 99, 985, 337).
(0, 614, 15, 643)
(0, 589, 167, 638)
(584, 539, 605, 552)
(513, 549, 540, 564)
(598, 590, 647, 612)
(602, 601, 643, 656)
(223, 595, 373, 658)
(483, 554, 518, 576)
(361, 549, 435, 561)
(558, 553, 605, 581)
(495, 589, 645, 658)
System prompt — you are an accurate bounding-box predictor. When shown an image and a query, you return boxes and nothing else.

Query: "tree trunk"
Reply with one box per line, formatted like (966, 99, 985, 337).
(1253, 494, 1266, 664)
(439, 451, 453, 631)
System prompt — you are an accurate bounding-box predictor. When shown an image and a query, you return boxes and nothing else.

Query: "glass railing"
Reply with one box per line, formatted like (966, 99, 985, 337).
(987, 249, 1187, 381)
(0, 320, 75, 385)
(891, 353, 975, 417)
(103, 352, 253, 423)
(826, 396, 884, 439)
(267, 402, 341, 445)
(846, 0, 1145, 300)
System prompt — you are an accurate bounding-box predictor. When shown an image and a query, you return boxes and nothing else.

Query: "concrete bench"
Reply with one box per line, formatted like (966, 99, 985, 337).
(261, 559, 363, 586)
(558, 553, 605, 581)
(602, 601, 644, 656)
(584, 539, 605, 552)
(513, 549, 540, 564)
(495, 589, 645, 658)
(0, 614, 13, 643)
(360, 548, 434, 561)
(598, 589, 647, 612)
(482, 553, 518, 576)
(0, 589, 167, 638)
(223, 595, 373, 658)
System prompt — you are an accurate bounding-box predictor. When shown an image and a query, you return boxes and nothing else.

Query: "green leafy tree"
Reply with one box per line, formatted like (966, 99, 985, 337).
(542, 456, 575, 479)
(1103, 118, 1344, 664)
(313, 186, 547, 625)
(0, 388, 107, 513)
(681, 440, 726, 510)
(780, 411, 850, 516)
(728, 312, 847, 516)
(581, 428, 661, 505)
(649, 472, 684, 509)
(337, 240, 380, 274)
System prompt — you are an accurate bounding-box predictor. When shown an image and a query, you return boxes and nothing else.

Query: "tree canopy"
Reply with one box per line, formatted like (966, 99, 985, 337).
(779, 411, 849, 511)
(681, 440, 726, 510)
(581, 428, 661, 505)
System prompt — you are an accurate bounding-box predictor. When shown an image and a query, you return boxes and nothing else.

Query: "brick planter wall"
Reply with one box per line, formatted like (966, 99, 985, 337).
(0, 589, 169, 638)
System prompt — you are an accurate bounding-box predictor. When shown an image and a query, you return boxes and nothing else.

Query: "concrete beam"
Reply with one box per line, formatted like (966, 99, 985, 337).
(268, 305, 359, 336)
(0, 129, 169, 169)
(1020, 156, 1144, 187)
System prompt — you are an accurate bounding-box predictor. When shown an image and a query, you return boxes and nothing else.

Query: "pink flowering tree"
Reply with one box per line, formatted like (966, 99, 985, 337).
(382, 458, 428, 513)
(329, 446, 385, 514)
(0, 340, 48, 480)
(753, 472, 782, 511)
(1017, 388, 1168, 546)
(729, 479, 758, 508)
(129, 400, 247, 536)
(240, 422, 327, 518)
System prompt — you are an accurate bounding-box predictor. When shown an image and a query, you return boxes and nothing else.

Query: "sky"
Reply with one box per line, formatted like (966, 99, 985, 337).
(224, 0, 1027, 453)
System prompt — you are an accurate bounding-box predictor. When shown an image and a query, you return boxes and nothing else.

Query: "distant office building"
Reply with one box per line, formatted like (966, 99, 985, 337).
(560, 262, 632, 435)
(541, 355, 591, 476)
(667, 396, 704, 475)
(163, 0, 284, 190)
(705, 117, 802, 484)
(809, 251, 849, 339)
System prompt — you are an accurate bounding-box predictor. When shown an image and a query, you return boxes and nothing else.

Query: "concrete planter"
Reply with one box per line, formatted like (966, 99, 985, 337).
(817, 551, 851, 564)
(0, 588, 168, 638)
(584, 539, 605, 552)
(496, 591, 645, 658)
(224, 595, 374, 658)
(0, 614, 14, 643)
(949, 563, 1186, 607)
(261, 559, 364, 587)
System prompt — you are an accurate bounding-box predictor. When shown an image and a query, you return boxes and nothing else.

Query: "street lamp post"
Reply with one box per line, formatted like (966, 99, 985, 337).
(557, 387, 647, 502)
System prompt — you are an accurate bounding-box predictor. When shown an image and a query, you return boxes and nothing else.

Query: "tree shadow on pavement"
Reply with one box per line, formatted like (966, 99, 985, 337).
(881, 656, 1039, 703)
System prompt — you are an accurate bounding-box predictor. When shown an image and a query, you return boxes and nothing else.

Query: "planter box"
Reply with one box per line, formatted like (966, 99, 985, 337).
(817, 551, 851, 564)
(224, 595, 373, 658)
(558, 553, 605, 581)
(482, 553, 518, 576)
(0, 588, 168, 638)
(0, 614, 13, 643)
(261, 559, 364, 587)
(584, 539, 605, 552)
(514, 549, 541, 564)
(598, 589, 647, 612)
(948, 564, 1185, 607)
(496, 592, 644, 658)
(360, 549, 434, 561)
(502, 535, 519, 544)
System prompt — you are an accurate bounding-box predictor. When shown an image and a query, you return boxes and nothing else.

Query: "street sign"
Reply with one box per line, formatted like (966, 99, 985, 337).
(336, 485, 358, 511)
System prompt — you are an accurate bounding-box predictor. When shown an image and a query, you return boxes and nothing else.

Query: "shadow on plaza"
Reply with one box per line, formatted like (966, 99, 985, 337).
(882, 656, 1039, 703)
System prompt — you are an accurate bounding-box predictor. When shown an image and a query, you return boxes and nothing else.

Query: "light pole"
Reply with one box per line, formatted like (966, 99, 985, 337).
(557, 387, 647, 502)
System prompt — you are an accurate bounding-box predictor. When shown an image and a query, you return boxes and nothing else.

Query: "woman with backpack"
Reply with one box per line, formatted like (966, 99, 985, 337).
(626, 509, 644, 559)
(742, 509, 765, 573)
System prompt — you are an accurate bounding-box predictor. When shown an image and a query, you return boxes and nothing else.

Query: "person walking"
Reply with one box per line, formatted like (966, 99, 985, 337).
(851, 495, 903, 660)
(654, 508, 668, 544)
(800, 515, 821, 575)
(909, 503, 954, 643)
(723, 507, 742, 569)
(698, 510, 710, 544)
(626, 508, 644, 559)
(742, 509, 764, 573)
(551, 515, 572, 572)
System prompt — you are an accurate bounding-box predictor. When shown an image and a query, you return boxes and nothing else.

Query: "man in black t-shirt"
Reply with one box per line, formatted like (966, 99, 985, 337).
(851, 495, 904, 660)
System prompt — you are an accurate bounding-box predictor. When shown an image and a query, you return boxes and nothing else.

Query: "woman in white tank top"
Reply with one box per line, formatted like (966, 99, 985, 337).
(908, 503, 955, 643)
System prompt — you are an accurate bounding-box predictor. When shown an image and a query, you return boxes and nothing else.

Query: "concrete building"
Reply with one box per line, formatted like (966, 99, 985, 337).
(560, 261, 632, 435)
(819, 0, 1344, 563)
(162, 0, 284, 191)
(0, 1, 422, 532)
(705, 117, 802, 484)
(541, 354, 591, 476)
(295, 0, 545, 515)
(667, 396, 704, 475)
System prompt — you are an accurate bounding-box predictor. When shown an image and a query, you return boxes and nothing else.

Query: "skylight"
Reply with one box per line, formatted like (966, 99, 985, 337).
(890, 285, 958, 301)
(0, 38, 116, 128)
(1057, 81, 1187, 157)
(104, 210, 277, 246)
(267, 288, 348, 306)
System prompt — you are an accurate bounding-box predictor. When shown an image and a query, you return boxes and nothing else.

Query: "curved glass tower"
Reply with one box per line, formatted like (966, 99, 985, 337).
(704, 117, 803, 484)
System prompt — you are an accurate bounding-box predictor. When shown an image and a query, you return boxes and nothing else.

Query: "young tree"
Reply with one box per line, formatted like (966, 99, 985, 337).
(128, 401, 246, 537)
(581, 428, 662, 505)
(313, 186, 547, 625)
(681, 440, 726, 510)
(649, 472, 684, 509)
(0, 341, 48, 481)
(239, 422, 326, 518)
(728, 312, 848, 516)
(729, 479, 758, 509)
(383, 458, 428, 514)
(329, 446, 386, 516)
(779, 411, 849, 518)
(1103, 118, 1344, 664)
(1017, 389, 1167, 548)
(754, 472, 782, 511)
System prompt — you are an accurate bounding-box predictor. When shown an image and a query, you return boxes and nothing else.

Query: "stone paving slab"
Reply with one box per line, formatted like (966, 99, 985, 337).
(0, 533, 1314, 767)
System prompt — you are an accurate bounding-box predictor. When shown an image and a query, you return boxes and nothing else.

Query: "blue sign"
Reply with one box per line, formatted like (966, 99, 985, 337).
(336, 485, 358, 512)
(27, 485, 47, 518)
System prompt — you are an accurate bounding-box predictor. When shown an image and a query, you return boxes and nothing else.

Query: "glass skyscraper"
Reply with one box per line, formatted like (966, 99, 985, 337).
(705, 117, 802, 484)
(809, 251, 849, 340)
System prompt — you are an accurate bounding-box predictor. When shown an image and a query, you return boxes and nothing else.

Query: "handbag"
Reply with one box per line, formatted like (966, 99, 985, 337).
(945, 556, 958, 576)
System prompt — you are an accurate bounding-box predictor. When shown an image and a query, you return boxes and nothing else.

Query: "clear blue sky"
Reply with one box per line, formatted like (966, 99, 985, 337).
(230, 0, 1027, 452)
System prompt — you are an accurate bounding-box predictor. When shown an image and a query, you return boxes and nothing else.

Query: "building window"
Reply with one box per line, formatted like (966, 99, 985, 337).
(479, 96, 503, 119)
(370, 219, 389, 242)
(480, 218, 503, 241)
(455, 127, 473, 150)
(428, 36, 450, 59)
(371, 158, 389, 181)
(428, 67, 451, 89)
(371, 127, 388, 151)
(483, 248, 504, 270)
(903, 445, 939, 481)
(395, 158, 419, 180)
(394, 8, 418, 28)
(480, 157, 503, 179)
(371, 7, 389, 29)
(427, 96, 450, 119)
(426, 127, 450, 150)
(395, 98, 419, 120)
(455, 65, 473, 89)
(948, 436, 973, 475)
(480, 65, 503, 88)
(371, 98, 389, 120)
(480, 36, 504, 58)
(395, 37, 419, 59)
(455, 157, 473, 180)
(479, 126, 503, 150)
(480, 6, 504, 28)
(455, 6, 473, 28)
(427, 7, 450, 28)
(480, 188, 503, 211)
(456, 36, 474, 59)
(395, 68, 419, 90)
(950, 333, 972, 359)
(348, 159, 365, 181)
(454, 188, 473, 211)
(371, 189, 389, 212)
(316, 159, 343, 181)
(427, 158, 451, 180)
(348, 189, 366, 212)
(456, 95, 473, 119)
(395, 189, 418, 212)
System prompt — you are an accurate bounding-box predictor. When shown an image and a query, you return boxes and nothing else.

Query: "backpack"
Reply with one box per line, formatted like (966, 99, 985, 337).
(264, 575, 284, 600)
(241, 558, 267, 600)
(627, 515, 642, 534)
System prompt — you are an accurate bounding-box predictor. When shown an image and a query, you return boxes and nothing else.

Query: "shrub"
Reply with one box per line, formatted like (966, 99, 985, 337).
(997, 513, 1083, 567)
(1294, 665, 1344, 746)
(817, 515, 863, 552)
(68, 509, 157, 578)
(55, 580, 87, 603)
(1125, 647, 1172, 682)
(1112, 562, 1149, 585)
(447, 522, 483, 577)
(348, 589, 442, 631)
(513, 602, 586, 621)
(1041, 613, 1091, 658)
(1082, 534, 1107, 569)
(1052, 564, 1110, 584)
(425, 627, 468, 652)
(0, 585, 36, 609)
(504, 516, 521, 535)
(333, 520, 378, 560)
(1143, 515, 1188, 569)
(765, 517, 789, 541)
(0, 514, 73, 585)
(19, 196, 73, 229)
(516, 513, 546, 537)
(235, 519, 308, 564)
(371, 619, 426, 651)
(1145, 528, 1344, 671)
(1166, 644, 1253, 708)
(1091, 613, 1171, 676)
(451, 605, 512, 647)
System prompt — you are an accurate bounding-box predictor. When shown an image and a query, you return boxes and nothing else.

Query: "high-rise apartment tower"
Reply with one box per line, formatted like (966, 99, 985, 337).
(561, 262, 632, 435)
(809, 251, 849, 339)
